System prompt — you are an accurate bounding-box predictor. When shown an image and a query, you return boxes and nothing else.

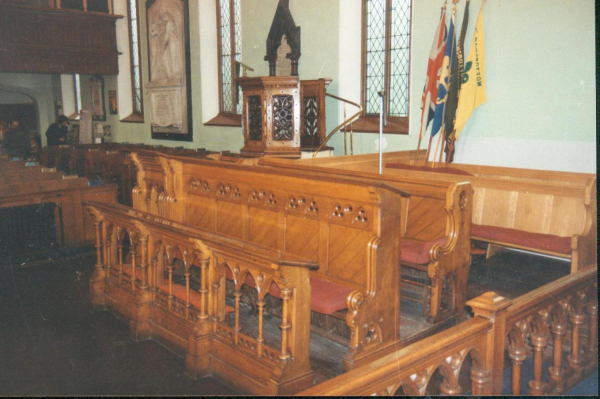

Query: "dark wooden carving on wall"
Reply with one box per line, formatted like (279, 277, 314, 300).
(264, 0, 301, 77)
(0, 3, 122, 75)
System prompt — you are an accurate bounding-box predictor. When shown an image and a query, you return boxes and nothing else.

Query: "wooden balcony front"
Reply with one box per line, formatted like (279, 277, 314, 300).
(0, 0, 121, 75)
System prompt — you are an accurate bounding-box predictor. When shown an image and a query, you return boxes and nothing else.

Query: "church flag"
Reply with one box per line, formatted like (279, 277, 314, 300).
(418, 5, 447, 141)
(444, 0, 470, 139)
(454, 0, 487, 140)
(430, 4, 456, 138)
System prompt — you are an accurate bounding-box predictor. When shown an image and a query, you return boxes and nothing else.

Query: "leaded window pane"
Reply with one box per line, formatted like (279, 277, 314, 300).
(364, 0, 411, 118)
(129, 0, 143, 115)
(389, 0, 411, 117)
(219, 0, 242, 115)
(365, 0, 386, 115)
(74, 74, 82, 113)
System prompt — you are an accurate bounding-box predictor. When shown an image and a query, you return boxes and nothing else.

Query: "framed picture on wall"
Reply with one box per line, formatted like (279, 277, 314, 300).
(108, 90, 118, 115)
(145, 0, 193, 142)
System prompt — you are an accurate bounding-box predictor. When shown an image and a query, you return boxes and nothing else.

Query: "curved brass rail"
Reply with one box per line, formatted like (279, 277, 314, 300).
(312, 93, 363, 158)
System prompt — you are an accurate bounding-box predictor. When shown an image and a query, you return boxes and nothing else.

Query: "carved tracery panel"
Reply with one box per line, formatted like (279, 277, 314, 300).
(273, 95, 294, 140)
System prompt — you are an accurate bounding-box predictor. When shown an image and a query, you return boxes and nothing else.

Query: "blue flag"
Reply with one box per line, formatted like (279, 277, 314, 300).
(431, 8, 457, 138)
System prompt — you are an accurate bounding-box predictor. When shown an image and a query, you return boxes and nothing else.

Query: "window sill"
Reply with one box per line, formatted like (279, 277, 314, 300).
(204, 113, 241, 127)
(350, 116, 409, 135)
(68, 112, 80, 121)
(120, 113, 145, 123)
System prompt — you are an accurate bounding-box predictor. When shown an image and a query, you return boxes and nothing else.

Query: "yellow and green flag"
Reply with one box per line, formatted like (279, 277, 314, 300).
(454, 0, 486, 140)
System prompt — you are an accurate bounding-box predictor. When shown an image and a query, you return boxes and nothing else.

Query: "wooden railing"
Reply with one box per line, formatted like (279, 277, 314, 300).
(504, 266, 598, 395)
(298, 266, 598, 396)
(87, 200, 318, 394)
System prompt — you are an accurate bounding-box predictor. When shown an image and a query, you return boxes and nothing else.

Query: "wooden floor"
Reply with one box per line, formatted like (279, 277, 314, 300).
(0, 245, 584, 396)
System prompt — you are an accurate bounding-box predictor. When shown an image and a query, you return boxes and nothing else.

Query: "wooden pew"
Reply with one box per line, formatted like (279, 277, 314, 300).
(287, 152, 597, 274)
(129, 150, 410, 370)
(86, 200, 317, 394)
(40, 145, 72, 172)
(0, 171, 117, 245)
(0, 167, 64, 185)
(259, 156, 474, 324)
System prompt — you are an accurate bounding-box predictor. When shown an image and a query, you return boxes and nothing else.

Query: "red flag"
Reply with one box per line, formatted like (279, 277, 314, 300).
(419, 5, 447, 141)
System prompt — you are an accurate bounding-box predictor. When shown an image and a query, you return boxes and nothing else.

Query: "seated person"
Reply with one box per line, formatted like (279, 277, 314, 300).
(3, 119, 31, 159)
(45, 115, 69, 146)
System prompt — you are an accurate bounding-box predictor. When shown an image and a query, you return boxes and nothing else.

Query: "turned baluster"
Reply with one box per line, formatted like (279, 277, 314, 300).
(549, 321, 567, 392)
(211, 281, 220, 333)
(508, 345, 527, 395)
(233, 290, 242, 346)
(130, 244, 137, 291)
(567, 308, 586, 377)
(94, 221, 104, 271)
(198, 258, 209, 324)
(150, 259, 157, 301)
(257, 300, 265, 358)
(184, 270, 191, 320)
(470, 368, 491, 396)
(528, 332, 548, 395)
(585, 300, 597, 358)
(117, 236, 124, 283)
(139, 237, 148, 291)
(278, 287, 292, 361)
(167, 258, 174, 310)
(105, 237, 112, 271)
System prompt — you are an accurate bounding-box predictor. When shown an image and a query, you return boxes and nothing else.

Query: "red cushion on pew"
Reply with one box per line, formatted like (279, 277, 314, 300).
(158, 284, 234, 313)
(471, 224, 572, 255)
(310, 278, 353, 315)
(386, 163, 474, 176)
(401, 237, 448, 264)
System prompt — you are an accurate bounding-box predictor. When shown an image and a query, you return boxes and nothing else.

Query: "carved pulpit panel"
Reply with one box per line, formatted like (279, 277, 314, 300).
(238, 77, 301, 158)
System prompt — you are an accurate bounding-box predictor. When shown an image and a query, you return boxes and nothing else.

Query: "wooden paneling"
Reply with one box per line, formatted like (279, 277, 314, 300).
(327, 225, 369, 286)
(284, 215, 319, 260)
(0, 3, 122, 75)
(188, 194, 216, 231)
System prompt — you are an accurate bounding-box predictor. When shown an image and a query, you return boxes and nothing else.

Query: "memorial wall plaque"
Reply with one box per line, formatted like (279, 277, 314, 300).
(146, 0, 193, 141)
(90, 75, 106, 121)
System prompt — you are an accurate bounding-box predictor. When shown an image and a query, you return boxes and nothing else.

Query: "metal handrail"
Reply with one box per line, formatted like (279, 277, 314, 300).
(312, 93, 363, 158)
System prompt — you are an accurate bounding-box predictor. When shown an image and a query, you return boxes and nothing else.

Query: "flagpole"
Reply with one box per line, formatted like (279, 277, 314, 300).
(432, 131, 443, 168)
(425, 134, 434, 167)
(438, 132, 446, 165)
(378, 90, 385, 174)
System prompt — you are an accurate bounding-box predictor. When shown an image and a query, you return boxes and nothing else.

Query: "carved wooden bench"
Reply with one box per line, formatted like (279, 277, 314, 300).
(384, 159, 597, 274)
(299, 151, 596, 274)
(130, 150, 408, 371)
(260, 157, 473, 324)
(86, 200, 319, 394)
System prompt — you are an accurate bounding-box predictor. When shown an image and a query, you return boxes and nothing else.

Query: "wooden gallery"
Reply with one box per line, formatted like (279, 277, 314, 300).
(0, 0, 596, 396)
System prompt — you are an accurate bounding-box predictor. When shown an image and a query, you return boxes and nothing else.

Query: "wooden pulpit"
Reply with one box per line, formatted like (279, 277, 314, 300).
(238, 76, 301, 158)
